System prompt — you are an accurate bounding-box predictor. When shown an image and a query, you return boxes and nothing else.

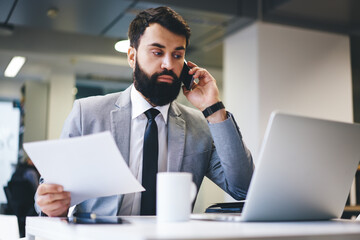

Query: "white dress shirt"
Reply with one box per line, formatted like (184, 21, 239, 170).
(119, 86, 169, 215)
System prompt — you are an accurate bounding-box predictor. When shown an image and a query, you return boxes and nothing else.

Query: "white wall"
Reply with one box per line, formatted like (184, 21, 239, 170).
(47, 71, 75, 139)
(0, 80, 23, 100)
(258, 22, 352, 140)
(223, 24, 260, 160)
(224, 22, 352, 162)
(23, 81, 49, 143)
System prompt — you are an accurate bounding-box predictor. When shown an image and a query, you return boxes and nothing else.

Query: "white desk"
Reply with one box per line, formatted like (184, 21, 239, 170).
(26, 215, 360, 240)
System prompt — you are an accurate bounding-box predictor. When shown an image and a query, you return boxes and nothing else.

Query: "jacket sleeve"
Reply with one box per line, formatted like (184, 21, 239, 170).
(206, 112, 254, 200)
(60, 100, 82, 139)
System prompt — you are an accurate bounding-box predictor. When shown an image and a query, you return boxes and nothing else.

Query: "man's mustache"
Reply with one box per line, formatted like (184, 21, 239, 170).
(154, 70, 180, 83)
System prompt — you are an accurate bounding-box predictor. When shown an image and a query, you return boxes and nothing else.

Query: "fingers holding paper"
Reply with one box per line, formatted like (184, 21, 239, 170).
(36, 183, 71, 217)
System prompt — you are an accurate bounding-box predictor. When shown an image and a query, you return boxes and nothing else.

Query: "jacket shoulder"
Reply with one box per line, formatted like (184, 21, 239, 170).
(76, 92, 122, 112)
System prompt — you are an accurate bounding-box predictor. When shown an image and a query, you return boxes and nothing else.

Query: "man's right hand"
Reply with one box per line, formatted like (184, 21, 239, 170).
(36, 183, 71, 217)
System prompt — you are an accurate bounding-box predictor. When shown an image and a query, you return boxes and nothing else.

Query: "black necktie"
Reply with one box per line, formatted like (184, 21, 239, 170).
(140, 108, 160, 215)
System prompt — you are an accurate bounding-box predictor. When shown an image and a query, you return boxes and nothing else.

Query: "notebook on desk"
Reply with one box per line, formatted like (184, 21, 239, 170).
(192, 112, 360, 222)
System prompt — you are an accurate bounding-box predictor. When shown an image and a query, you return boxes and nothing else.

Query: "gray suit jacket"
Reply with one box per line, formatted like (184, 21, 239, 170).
(60, 85, 254, 216)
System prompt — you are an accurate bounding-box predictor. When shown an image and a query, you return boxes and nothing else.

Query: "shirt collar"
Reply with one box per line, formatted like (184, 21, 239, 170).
(130, 85, 170, 124)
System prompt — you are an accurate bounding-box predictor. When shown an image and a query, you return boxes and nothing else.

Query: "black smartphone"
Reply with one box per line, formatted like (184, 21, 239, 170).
(180, 60, 194, 90)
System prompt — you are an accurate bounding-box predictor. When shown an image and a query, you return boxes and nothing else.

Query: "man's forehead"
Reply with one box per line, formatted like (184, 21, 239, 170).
(138, 23, 186, 50)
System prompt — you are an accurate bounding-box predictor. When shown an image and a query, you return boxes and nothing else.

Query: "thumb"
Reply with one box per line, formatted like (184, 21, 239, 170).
(182, 85, 190, 97)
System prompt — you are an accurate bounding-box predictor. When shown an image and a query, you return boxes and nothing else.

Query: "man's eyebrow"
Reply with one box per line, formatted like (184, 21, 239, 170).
(149, 43, 165, 48)
(175, 46, 185, 51)
(148, 43, 185, 51)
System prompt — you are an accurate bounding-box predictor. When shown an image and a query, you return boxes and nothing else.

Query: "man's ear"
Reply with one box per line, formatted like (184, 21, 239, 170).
(127, 47, 136, 69)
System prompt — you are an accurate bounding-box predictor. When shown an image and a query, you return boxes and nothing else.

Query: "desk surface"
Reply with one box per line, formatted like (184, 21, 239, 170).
(26, 215, 360, 240)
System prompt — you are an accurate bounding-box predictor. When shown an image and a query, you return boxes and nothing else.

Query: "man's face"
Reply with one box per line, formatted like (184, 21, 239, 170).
(130, 23, 187, 106)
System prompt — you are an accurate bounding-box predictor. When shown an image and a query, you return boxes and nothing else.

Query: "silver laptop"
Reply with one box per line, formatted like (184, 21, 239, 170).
(192, 112, 360, 222)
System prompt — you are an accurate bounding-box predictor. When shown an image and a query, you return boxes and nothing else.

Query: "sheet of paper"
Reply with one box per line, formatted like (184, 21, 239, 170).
(23, 131, 145, 206)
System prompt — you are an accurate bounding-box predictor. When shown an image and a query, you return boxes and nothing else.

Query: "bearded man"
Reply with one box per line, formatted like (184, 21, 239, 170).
(35, 6, 254, 217)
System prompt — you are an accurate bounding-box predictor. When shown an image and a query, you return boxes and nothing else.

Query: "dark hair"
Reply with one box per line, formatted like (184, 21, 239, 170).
(128, 6, 191, 49)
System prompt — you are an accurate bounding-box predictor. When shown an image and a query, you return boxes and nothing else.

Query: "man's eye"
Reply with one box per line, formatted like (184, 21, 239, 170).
(173, 54, 182, 59)
(153, 51, 163, 56)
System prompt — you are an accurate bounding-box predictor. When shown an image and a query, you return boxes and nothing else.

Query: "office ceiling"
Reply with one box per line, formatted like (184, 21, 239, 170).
(262, 0, 360, 35)
(0, 0, 256, 83)
(0, 0, 359, 85)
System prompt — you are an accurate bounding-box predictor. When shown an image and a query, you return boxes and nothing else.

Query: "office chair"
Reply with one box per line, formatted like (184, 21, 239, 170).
(5, 180, 38, 237)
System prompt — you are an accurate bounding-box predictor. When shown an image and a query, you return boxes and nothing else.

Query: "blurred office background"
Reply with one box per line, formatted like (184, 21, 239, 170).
(0, 0, 360, 218)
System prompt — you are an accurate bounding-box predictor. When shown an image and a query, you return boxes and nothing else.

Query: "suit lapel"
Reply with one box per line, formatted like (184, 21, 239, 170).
(109, 88, 186, 170)
(167, 102, 186, 172)
(110, 86, 132, 166)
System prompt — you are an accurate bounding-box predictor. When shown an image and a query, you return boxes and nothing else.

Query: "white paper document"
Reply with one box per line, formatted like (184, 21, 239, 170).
(23, 131, 145, 206)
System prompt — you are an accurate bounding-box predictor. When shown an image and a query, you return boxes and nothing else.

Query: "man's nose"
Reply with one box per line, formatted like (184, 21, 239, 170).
(160, 55, 174, 71)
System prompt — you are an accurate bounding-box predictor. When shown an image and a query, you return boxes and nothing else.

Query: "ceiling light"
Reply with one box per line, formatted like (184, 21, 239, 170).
(47, 7, 59, 19)
(114, 40, 130, 53)
(4, 56, 26, 78)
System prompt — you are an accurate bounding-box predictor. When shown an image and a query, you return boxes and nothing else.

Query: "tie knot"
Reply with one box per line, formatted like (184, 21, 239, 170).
(145, 108, 160, 120)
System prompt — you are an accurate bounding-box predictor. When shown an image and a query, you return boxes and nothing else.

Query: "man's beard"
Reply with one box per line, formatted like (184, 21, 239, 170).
(133, 60, 182, 106)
